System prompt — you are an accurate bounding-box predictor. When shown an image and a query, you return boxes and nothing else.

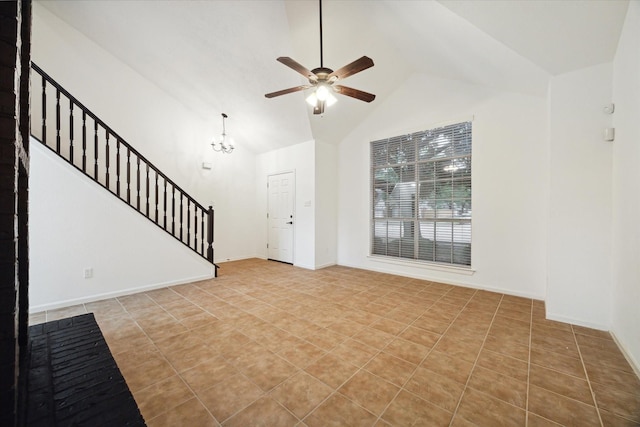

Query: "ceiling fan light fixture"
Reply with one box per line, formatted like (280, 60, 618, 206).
(306, 85, 337, 108)
(316, 84, 330, 101)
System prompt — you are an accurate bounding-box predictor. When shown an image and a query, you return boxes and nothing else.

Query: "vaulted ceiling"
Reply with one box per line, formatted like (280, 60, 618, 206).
(37, 0, 629, 153)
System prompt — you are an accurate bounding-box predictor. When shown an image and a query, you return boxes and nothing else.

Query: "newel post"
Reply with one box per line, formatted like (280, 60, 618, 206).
(207, 205, 214, 264)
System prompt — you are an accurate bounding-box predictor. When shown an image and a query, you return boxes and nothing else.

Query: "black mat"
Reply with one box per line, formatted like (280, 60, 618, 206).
(25, 313, 146, 427)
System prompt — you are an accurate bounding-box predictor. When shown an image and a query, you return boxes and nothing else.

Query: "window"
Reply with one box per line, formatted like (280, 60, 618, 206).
(371, 121, 472, 266)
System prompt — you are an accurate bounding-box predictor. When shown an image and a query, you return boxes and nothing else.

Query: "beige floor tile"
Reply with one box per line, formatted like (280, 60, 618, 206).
(46, 304, 87, 321)
(162, 341, 218, 373)
(304, 353, 359, 389)
(581, 343, 635, 373)
(404, 366, 464, 412)
(370, 317, 407, 335)
(572, 324, 612, 340)
(326, 319, 365, 337)
(337, 370, 399, 416)
(530, 347, 586, 378)
(352, 327, 396, 349)
(304, 393, 377, 427)
(302, 328, 347, 351)
(421, 350, 474, 384)
(146, 397, 218, 427)
(118, 293, 159, 312)
(142, 321, 190, 342)
(584, 361, 640, 395)
(456, 388, 526, 426)
(529, 363, 594, 405)
(591, 381, 640, 423)
(277, 341, 326, 369)
(197, 373, 263, 423)
(476, 348, 529, 382)
(381, 389, 452, 426)
(28, 312, 46, 325)
(134, 375, 194, 421)
(450, 415, 481, 427)
(599, 408, 640, 427)
(223, 396, 298, 426)
(433, 336, 483, 364)
(179, 311, 218, 330)
(528, 384, 600, 427)
(85, 298, 126, 319)
(468, 366, 527, 408)
(489, 322, 531, 348)
(483, 334, 530, 361)
(526, 412, 563, 426)
(398, 325, 441, 348)
(496, 305, 532, 323)
(270, 372, 333, 419)
(104, 330, 155, 355)
(383, 337, 430, 365)
(240, 352, 298, 391)
(119, 353, 177, 393)
(181, 356, 238, 394)
(364, 352, 415, 387)
(330, 339, 378, 367)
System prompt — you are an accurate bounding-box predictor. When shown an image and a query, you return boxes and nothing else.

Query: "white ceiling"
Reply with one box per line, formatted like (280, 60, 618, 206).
(38, 0, 629, 154)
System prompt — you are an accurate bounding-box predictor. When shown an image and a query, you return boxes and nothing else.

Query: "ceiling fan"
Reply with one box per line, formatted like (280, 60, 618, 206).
(265, 0, 376, 115)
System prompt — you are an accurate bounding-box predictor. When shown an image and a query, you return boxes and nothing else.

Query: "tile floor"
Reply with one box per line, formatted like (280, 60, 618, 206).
(30, 259, 640, 426)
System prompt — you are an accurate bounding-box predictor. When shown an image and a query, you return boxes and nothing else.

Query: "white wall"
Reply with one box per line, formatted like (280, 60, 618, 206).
(29, 141, 214, 311)
(255, 140, 316, 269)
(338, 73, 548, 299)
(546, 63, 613, 329)
(315, 141, 338, 269)
(611, 1, 640, 371)
(32, 3, 257, 264)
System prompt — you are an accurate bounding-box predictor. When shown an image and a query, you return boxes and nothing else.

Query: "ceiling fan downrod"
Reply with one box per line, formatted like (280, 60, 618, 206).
(319, 0, 324, 68)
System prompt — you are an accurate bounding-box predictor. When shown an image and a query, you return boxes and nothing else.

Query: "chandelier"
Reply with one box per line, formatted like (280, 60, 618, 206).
(211, 113, 234, 154)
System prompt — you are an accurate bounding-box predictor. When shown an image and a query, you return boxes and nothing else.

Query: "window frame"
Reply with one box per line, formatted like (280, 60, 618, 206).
(369, 120, 473, 268)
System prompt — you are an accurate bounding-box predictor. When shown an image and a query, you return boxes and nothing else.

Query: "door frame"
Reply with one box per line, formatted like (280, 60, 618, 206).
(267, 170, 296, 264)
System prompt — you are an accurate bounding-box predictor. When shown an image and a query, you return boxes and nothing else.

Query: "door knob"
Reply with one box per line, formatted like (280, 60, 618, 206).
(286, 221, 293, 224)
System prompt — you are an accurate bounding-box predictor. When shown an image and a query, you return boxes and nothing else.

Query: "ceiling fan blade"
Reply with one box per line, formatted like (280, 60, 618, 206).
(265, 85, 311, 98)
(328, 56, 374, 80)
(334, 85, 376, 103)
(277, 57, 317, 80)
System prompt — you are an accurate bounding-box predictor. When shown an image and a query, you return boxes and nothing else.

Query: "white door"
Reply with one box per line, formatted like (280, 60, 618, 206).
(268, 172, 294, 264)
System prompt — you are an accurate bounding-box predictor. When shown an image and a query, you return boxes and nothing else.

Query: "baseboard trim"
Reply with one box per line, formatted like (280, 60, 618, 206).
(337, 261, 545, 301)
(545, 312, 609, 331)
(30, 272, 215, 312)
(610, 331, 640, 379)
(315, 262, 337, 270)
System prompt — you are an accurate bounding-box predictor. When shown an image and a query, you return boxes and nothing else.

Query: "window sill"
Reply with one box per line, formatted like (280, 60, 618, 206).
(367, 255, 475, 276)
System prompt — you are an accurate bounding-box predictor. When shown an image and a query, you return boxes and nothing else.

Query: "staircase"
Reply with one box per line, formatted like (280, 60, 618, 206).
(30, 63, 218, 276)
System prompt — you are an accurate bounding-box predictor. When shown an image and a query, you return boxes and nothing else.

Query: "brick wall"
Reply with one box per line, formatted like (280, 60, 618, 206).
(0, 1, 31, 426)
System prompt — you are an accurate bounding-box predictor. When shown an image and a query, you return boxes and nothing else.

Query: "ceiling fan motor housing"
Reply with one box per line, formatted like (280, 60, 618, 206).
(310, 67, 334, 83)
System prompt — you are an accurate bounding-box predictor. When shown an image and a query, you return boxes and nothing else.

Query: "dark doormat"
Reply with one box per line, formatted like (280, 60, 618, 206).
(25, 313, 146, 426)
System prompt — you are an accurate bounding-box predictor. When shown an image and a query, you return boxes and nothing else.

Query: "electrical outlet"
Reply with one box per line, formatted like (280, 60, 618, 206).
(83, 268, 93, 279)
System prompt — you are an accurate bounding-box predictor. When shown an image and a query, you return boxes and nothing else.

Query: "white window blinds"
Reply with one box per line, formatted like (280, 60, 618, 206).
(371, 121, 472, 266)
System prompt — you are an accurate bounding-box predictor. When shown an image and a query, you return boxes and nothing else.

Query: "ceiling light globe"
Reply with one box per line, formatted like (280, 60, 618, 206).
(306, 92, 318, 107)
(316, 85, 330, 101)
(325, 91, 337, 107)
